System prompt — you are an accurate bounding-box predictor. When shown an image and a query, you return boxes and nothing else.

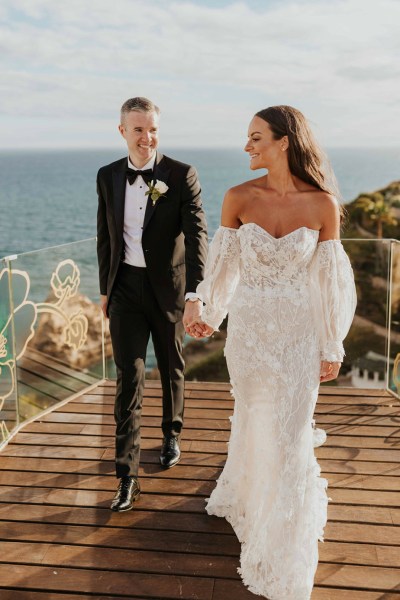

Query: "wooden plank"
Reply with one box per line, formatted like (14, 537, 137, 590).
(28, 415, 232, 431)
(328, 504, 400, 526)
(316, 396, 399, 406)
(0, 503, 232, 534)
(78, 389, 235, 401)
(323, 424, 400, 437)
(212, 579, 258, 599)
(328, 488, 400, 507)
(0, 593, 120, 600)
(214, 580, 400, 600)
(0, 456, 222, 480)
(314, 404, 400, 416)
(318, 388, 391, 397)
(327, 473, 400, 491)
(0, 521, 239, 556)
(17, 368, 77, 397)
(54, 403, 234, 420)
(322, 432, 400, 447)
(20, 358, 95, 394)
(0, 540, 240, 579)
(0, 564, 215, 599)
(320, 459, 400, 476)
(73, 395, 235, 410)
(0, 486, 207, 512)
(0, 470, 215, 496)
(6, 433, 193, 452)
(18, 425, 232, 441)
(315, 562, 400, 592)
(0, 445, 106, 460)
(316, 447, 400, 463)
(25, 347, 100, 386)
(2, 445, 227, 467)
(319, 541, 400, 568)
(312, 589, 400, 600)
(324, 521, 400, 545)
(316, 413, 400, 425)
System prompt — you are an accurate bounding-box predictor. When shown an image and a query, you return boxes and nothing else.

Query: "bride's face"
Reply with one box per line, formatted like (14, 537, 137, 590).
(244, 116, 285, 170)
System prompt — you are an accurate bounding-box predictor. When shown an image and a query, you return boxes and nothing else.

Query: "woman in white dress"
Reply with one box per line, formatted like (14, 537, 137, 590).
(187, 106, 357, 599)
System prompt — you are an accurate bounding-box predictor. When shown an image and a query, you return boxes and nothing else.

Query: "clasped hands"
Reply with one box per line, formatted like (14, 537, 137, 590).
(320, 360, 341, 382)
(183, 300, 214, 338)
(186, 318, 214, 338)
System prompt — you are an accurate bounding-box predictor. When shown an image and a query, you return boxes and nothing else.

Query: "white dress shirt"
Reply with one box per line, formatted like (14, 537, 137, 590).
(123, 154, 156, 267)
(123, 154, 199, 301)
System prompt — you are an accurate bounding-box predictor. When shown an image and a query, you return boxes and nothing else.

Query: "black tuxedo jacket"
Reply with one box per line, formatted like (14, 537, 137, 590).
(96, 151, 208, 322)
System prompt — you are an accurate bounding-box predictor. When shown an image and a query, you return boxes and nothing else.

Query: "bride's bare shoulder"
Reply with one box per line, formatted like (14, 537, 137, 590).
(221, 180, 259, 227)
(310, 190, 340, 218)
(224, 179, 262, 202)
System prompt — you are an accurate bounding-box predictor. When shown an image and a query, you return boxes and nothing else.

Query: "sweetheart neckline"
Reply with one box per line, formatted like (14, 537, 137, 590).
(241, 222, 320, 240)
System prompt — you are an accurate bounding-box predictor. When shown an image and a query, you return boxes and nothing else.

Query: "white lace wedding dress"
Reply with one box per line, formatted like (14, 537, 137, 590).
(197, 223, 357, 600)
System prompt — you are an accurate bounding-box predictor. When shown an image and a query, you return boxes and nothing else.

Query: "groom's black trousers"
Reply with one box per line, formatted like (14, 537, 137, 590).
(108, 263, 185, 478)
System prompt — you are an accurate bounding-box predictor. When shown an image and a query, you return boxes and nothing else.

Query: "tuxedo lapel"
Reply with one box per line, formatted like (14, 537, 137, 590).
(143, 151, 171, 232)
(112, 160, 128, 243)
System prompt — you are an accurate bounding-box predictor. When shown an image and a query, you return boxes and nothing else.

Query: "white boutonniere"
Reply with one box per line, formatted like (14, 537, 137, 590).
(146, 179, 169, 206)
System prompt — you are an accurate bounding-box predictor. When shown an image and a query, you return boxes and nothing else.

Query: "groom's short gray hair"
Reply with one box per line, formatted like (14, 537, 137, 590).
(120, 97, 160, 123)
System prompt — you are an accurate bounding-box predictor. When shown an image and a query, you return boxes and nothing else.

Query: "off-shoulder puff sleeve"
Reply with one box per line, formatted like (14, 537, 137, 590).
(196, 226, 240, 330)
(310, 240, 357, 362)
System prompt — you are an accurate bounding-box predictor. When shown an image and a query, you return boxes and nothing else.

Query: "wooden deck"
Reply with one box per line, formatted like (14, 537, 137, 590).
(0, 381, 399, 599)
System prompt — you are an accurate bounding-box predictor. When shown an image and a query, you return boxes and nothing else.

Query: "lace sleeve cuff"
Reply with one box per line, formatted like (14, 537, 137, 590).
(201, 307, 225, 331)
(320, 341, 345, 362)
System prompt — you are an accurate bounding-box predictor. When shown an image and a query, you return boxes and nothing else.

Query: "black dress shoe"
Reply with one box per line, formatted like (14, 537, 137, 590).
(160, 435, 181, 468)
(110, 476, 141, 512)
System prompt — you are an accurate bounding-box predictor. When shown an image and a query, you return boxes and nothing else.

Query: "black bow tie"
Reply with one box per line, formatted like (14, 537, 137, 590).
(126, 168, 154, 185)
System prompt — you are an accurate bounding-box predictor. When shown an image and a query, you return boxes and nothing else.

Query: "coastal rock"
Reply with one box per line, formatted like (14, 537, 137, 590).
(25, 292, 112, 370)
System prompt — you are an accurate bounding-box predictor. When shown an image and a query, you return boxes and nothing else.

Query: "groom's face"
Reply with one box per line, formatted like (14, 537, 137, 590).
(119, 110, 159, 168)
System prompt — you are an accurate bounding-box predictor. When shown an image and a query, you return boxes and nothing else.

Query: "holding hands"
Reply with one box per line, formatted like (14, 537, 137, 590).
(320, 360, 341, 383)
(182, 299, 214, 338)
(187, 318, 215, 338)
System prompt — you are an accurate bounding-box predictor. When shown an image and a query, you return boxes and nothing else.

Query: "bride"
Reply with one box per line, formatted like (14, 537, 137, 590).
(187, 105, 357, 599)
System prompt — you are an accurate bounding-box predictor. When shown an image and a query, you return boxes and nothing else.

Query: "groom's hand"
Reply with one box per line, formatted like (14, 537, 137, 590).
(183, 299, 202, 333)
(100, 294, 108, 319)
(187, 318, 214, 338)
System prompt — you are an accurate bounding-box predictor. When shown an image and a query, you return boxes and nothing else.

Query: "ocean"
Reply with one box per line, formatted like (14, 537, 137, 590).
(1, 147, 399, 258)
(1, 147, 399, 371)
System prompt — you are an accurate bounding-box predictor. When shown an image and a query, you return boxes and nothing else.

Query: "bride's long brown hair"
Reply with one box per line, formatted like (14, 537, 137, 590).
(255, 105, 343, 213)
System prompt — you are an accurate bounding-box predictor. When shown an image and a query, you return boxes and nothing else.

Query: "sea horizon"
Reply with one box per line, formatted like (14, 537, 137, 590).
(1, 146, 399, 259)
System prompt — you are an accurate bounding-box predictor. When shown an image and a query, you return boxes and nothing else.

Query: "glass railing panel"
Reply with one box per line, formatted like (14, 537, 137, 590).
(333, 239, 391, 389)
(0, 257, 18, 445)
(7, 238, 104, 425)
(388, 240, 400, 397)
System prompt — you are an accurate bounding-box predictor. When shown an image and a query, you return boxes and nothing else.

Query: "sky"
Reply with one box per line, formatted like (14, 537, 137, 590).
(1, 0, 399, 149)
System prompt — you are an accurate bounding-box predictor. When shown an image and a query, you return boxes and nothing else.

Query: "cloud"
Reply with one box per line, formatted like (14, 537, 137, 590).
(1, 0, 399, 147)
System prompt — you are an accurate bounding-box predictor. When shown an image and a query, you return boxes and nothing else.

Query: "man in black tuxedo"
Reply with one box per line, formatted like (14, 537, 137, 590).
(97, 97, 208, 511)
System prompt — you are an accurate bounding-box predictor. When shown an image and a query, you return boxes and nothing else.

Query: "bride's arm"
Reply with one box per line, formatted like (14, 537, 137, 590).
(311, 196, 357, 375)
(316, 195, 343, 381)
(188, 190, 242, 337)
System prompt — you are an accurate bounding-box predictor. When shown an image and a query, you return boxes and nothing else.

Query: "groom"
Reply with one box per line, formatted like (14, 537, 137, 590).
(97, 97, 208, 511)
